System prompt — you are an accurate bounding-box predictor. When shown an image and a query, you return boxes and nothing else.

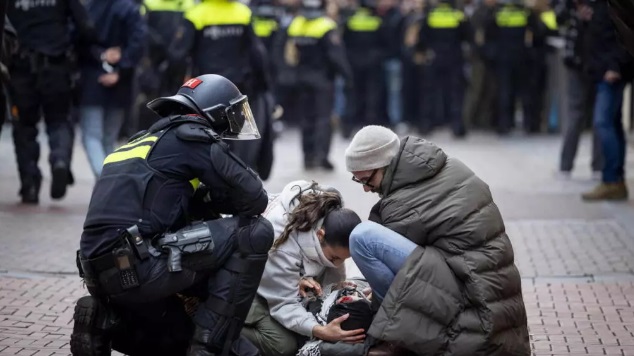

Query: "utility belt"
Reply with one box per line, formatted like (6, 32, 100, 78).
(15, 48, 71, 73)
(77, 225, 151, 294)
(77, 222, 215, 294)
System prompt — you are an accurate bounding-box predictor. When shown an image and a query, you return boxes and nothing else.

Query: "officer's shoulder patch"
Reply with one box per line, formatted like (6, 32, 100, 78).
(175, 123, 216, 143)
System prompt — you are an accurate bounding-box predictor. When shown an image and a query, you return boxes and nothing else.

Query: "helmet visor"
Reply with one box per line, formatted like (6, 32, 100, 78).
(222, 95, 261, 140)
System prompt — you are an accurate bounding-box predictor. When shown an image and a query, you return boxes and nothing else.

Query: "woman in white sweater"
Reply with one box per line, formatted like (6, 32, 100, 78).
(241, 180, 364, 356)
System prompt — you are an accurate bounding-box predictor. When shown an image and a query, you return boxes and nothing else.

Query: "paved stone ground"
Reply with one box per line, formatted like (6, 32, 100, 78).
(2, 124, 634, 355)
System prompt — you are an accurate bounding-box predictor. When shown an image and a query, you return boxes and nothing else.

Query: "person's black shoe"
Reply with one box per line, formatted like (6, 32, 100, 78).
(187, 326, 217, 356)
(51, 161, 69, 200)
(304, 160, 317, 170)
(70, 296, 117, 356)
(19, 178, 41, 204)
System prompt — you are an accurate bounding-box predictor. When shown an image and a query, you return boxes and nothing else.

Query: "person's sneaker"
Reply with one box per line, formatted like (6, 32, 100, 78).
(581, 181, 629, 201)
(51, 161, 69, 200)
(70, 296, 117, 356)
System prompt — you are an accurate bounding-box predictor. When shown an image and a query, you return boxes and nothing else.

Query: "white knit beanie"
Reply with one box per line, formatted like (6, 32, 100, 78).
(345, 125, 400, 172)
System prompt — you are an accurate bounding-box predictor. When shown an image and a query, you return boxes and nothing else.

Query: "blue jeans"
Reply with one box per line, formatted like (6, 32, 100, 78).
(384, 59, 403, 125)
(593, 80, 626, 183)
(349, 221, 417, 302)
(80, 105, 125, 177)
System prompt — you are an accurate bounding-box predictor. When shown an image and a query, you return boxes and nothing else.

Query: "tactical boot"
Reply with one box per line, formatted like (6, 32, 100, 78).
(70, 296, 117, 356)
(187, 326, 216, 356)
(582, 181, 629, 201)
(51, 161, 70, 200)
(19, 177, 41, 204)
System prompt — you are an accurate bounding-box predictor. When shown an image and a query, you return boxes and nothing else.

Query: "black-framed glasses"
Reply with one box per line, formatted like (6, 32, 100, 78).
(351, 169, 378, 189)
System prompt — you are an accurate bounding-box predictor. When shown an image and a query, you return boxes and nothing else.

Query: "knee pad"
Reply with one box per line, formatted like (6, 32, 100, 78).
(193, 250, 270, 353)
(236, 216, 274, 255)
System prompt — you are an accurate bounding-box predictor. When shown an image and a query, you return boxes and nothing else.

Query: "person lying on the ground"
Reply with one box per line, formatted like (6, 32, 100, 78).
(296, 278, 374, 356)
(344, 125, 531, 355)
(241, 180, 364, 356)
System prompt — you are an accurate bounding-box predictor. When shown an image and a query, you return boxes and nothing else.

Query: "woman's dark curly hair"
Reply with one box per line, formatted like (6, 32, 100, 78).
(273, 182, 361, 249)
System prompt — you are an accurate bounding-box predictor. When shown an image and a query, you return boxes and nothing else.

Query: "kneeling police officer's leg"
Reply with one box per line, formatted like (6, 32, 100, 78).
(190, 216, 273, 355)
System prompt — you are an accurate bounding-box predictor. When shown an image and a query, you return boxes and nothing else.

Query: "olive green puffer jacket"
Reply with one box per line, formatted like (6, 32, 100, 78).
(367, 136, 530, 356)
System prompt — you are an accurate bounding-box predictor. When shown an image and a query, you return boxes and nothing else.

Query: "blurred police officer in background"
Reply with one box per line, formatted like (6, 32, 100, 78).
(282, 0, 353, 170)
(7, 0, 97, 204)
(135, 0, 196, 131)
(343, 0, 389, 135)
(417, 0, 470, 137)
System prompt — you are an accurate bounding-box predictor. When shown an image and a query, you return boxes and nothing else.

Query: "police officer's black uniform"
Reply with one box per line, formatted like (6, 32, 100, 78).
(136, 0, 195, 131)
(7, 0, 96, 203)
(169, 0, 274, 178)
(252, 0, 281, 51)
(343, 0, 388, 131)
(282, 0, 352, 170)
(418, 0, 470, 137)
(481, 0, 535, 134)
(70, 75, 274, 356)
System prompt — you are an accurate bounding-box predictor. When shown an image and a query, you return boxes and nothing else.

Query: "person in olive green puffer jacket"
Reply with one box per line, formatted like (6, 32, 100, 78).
(344, 125, 530, 356)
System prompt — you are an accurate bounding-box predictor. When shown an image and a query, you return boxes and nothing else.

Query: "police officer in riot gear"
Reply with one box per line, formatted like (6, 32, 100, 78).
(7, 0, 96, 204)
(70, 74, 274, 356)
(283, 0, 353, 170)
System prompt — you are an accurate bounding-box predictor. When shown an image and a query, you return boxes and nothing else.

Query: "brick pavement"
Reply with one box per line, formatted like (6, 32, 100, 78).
(2, 127, 634, 355)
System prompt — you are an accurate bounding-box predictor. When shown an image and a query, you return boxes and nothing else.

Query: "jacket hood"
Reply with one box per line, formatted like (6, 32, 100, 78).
(381, 136, 448, 196)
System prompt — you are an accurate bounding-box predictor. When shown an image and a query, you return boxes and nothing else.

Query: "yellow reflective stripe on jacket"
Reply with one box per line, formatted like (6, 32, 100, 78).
(189, 178, 201, 190)
(496, 7, 528, 28)
(288, 16, 337, 38)
(117, 136, 159, 151)
(253, 17, 278, 37)
(103, 135, 159, 165)
(540, 10, 557, 30)
(103, 145, 153, 165)
(427, 6, 464, 29)
(185, 1, 252, 30)
(144, 0, 195, 12)
(346, 8, 382, 32)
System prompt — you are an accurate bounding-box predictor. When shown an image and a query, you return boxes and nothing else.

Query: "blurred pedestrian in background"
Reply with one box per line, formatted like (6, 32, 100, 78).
(78, 0, 146, 179)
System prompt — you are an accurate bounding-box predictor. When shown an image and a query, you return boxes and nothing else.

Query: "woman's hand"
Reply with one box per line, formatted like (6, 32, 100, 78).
(312, 314, 366, 343)
(299, 277, 322, 297)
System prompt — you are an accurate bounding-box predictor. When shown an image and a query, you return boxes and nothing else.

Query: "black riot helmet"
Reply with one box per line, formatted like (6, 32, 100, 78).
(299, 0, 325, 19)
(147, 74, 260, 140)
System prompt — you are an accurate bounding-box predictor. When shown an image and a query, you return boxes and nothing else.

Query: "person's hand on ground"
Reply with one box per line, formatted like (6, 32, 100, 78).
(299, 277, 322, 297)
(312, 314, 366, 343)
